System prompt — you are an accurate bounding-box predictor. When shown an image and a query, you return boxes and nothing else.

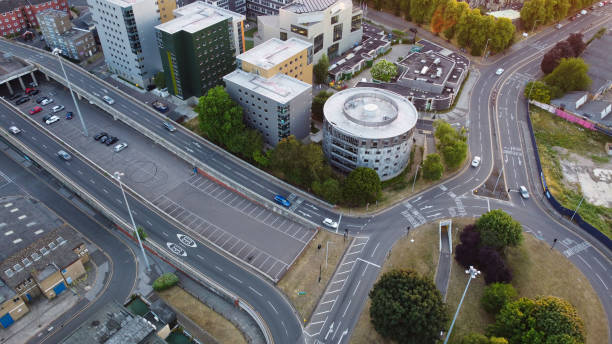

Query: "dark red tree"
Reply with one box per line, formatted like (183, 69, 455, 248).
(566, 33, 586, 57)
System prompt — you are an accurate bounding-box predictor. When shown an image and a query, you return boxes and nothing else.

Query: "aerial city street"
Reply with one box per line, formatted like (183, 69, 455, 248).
(0, 0, 611, 343)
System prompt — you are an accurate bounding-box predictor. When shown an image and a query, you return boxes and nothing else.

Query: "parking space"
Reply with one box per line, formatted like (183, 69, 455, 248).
(3, 75, 315, 281)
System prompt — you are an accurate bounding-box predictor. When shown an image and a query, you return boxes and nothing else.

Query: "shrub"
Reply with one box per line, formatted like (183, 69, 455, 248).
(153, 273, 179, 291)
(481, 283, 518, 314)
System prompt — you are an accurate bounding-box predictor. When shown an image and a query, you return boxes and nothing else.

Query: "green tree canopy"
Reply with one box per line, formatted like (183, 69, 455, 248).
(461, 333, 509, 344)
(488, 296, 585, 344)
(312, 178, 343, 204)
(476, 209, 523, 250)
(369, 270, 449, 344)
(434, 120, 468, 169)
(481, 282, 518, 314)
(314, 53, 330, 84)
(543, 57, 591, 94)
(371, 60, 398, 82)
(422, 153, 444, 181)
(524, 81, 553, 103)
(312, 90, 333, 122)
(342, 167, 381, 206)
(268, 136, 328, 188)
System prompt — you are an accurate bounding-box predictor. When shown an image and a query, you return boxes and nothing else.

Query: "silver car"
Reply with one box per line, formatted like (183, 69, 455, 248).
(45, 115, 60, 125)
(8, 126, 21, 134)
(519, 186, 530, 199)
(102, 95, 115, 105)
(51, 105, 65, 113)
(113, 142, 128, 152)
(57, 150, 71, 160)
(40, 98, 54, 106)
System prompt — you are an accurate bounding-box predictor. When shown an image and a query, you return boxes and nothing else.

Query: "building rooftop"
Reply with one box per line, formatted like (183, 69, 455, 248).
(156, 1, 244, 34)
(323, 87, 418, 139)
(581, 30, 612, 95)
(283, 0, 342, 14)
(223, 69, 311, 103)
(551, 91, 588, 112)
(487, 9, 521, 20)
(397, 48, 461, 87)
(36, 8, 69, 19)
(581, 100, 612, 116)
(328, 23, 390, 76)
(237, 37, 312, 70)
(0, 0, 54, 13)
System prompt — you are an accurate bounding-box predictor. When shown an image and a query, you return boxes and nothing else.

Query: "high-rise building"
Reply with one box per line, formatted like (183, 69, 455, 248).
(200, 0, 246, 15)
(0, 0, 69, 37)
(246, 0, 292, 17)
(37, 9, 97, 61)
(155, 1, 245, 100)
(158, 0, 177, 23)
(88, 0, 162, 87)
(256, 0, 362, 62)
(236, 37, 313, 85)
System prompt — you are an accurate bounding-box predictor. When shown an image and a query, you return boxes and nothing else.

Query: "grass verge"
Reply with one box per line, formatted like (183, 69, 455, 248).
(245, 40, 254, 51)
(278, 229, 349, 323)
(530, 107, 612, 238)
(158, 286, 246, 344)
(244, 27, 257, 38)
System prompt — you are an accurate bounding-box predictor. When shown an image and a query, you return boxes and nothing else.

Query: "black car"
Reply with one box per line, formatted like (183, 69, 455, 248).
(15, 97, 29, 105)
(100, 135, 109, 143)
(36, 96, 48, 104)
(28, 89, 40, 96)
(105, 136, 118, 146)
(9, 93, 22, 101)
(94, 132, 108, 141)
(42, 114, 51, 122)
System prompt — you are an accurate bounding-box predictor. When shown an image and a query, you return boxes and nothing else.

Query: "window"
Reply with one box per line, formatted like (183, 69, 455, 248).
(331, 15, 338, 24)
(333, 23, 343, 42)
(290, 24, 307, 36)
(351, 14, 362, 32)
(280, 31, 287, 41)
(313, 33, 323, 54)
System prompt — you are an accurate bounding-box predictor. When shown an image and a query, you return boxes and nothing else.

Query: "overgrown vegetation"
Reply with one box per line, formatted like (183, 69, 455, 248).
(153, 273, 179, 291)
(312, 90, 333, 121)
(434, 120, 468, 170)
(313, 53, 330, 84)
(370, 59, 398, 82)
(521, 0, 599, 30)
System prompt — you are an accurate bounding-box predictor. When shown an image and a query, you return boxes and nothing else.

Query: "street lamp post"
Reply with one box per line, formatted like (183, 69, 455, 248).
(482, 38, 491, 62)
(412, 163, 421, 193)
(325, 241, 334, 269)
(444, 266, 481, 344)
(114, 172, 151, 272)
(531, 19, 542, 33)
(570, 196, 584, 221)
(52, 48, 88, 137)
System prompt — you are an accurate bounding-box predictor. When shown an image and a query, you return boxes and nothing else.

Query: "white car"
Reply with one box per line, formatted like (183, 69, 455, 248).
(102, 95, 115, 105)
(8, 126, 21, 134)
(45, 115, 60, 125)
(40, 98, 54, 106)
(51, 105, 65, 113)
(322, 218, 339, 229)
(113, 142, 128, 152)
(471, 156, 481, 167)
(57, 150, 71, 160)
(519, 186, 530, 199)
(495, 68, 504, 75)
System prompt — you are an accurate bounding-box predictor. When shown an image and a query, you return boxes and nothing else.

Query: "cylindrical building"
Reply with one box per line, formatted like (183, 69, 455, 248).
(322, 87, 418, 181)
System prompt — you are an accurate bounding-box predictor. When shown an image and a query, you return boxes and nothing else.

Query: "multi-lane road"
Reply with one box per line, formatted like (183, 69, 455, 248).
(1, 7, 611, 343)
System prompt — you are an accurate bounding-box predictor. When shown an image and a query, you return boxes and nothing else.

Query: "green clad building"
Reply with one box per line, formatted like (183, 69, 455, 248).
(155, 1, 246, 100)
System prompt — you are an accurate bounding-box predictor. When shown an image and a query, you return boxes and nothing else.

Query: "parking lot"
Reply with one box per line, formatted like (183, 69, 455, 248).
(2, 74, 315, 281)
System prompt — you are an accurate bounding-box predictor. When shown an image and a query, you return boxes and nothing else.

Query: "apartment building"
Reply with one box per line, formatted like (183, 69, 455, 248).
(200, 0, 246, 15)
(156, 1, 245, 100)
(88, 0, 162, 87)
(37, 9, 97, 61)
(159, 0, 177, 23)
(256, 0, 362, 62)
(246, 0, 292, 16)
(0, 0, 69, 37)
(236, 37, 313, 84)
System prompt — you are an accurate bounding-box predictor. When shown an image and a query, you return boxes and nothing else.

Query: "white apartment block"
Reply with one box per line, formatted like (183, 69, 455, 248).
(255, 0, 363, 63)
(88, 0, 162, 87)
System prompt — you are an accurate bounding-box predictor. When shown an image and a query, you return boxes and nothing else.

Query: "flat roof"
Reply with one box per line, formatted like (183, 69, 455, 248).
(237, 37, 312, 70)
(156, 1, 244, 34)
(397, 50, 455, 85)
(224, 69, 311, 104)
(36, 8, 69, 19)
(488, 9, 521, 20)
(328, 23, 390, 76)
(282, 0, 341, 14)
(581, 30, 612, 94)
(323, 87, 418, 139)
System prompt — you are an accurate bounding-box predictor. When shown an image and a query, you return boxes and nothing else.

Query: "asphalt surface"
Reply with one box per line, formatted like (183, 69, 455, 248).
(0, 138, 137, 344)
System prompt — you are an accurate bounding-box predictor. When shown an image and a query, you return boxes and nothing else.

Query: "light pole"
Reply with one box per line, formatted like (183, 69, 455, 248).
(52, 48, 88, 137)
(482, 38, 491, 62)
(444, 266, 481, 344)
(531, 19, 542, 33)
(325, 241, 334, 269)
(570, 196, 584, 221)
(114, 172, 151, 272)
(412, 163, 421, 192)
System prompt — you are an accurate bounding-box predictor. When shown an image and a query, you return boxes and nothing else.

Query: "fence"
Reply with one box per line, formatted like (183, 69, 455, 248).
(525, 103, 612, 250)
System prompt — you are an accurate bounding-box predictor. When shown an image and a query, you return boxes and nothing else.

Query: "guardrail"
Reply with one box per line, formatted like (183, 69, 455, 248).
(524, 103, 612, 250)
(0, 106, 274, 344)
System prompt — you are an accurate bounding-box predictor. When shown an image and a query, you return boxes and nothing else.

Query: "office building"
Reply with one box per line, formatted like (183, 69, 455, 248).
(0, 0, 69, 37)
(37, 9, 97, 61)
(156, 1, 245, 100)
(202, 0, 246, 15)
(237, 37, 313, 85)
(256, 0, 362, 62)
(88, 0, 162, 87)
(247, 0, 291, 16)
(224, 68, 312, 145)
(322, 87, 418, 181)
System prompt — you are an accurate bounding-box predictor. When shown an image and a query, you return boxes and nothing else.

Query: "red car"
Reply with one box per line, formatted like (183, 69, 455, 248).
(29, 106, 42, 115)
(25, 88, 36, 94)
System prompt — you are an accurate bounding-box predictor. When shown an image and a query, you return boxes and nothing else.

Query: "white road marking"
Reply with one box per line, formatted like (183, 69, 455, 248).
(352, 280, 361, 296)
(595, 273, 608, 290)
(249, 286, 263, 296)
(229, 274, 242, 283)
(371, 242, 380, 258)
(342, 300, 352, 318)
(268, 300, 278, 314)
(215, 266, 223, 271)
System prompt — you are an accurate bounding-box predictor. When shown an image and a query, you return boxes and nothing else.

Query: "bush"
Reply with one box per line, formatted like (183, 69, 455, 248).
(153, 273, 179, 291)
(475, 209, 523, 250)
(454, 224, 481, 267)
(370, 60, 398, 82)
(422, 153, 444, 180)
(434, 120, 467, 169)
(136, 225, 147, 240)
(477, 246, 513, 284)
(481, 283, 518, 314)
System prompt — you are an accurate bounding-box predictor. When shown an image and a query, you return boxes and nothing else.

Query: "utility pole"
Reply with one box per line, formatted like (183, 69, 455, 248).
(444, 266, 481, 344)
(570, 196, 584, 221)
(52, 48, 88, 137)
(412, 164, 421, 192)
(492, 167, 503, 194)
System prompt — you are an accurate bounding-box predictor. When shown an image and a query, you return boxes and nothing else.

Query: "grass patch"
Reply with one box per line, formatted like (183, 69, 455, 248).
(158, 286, 246, 344)
(278, 230, 349, 323)
(245, 40, 254, 51)
(244, 27, 257, 38)
(531, 107, 612, 238)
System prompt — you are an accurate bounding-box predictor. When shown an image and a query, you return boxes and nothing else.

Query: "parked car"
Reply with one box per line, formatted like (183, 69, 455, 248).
(105, 136, 118, 146)
(51, 105, 65, 113)
(40, 98, 54, 106)
(36, 96, 48, 104)
(94, 132, 108, 141)
(100, 135, 109, 143)
(57, 150, 71, 161)
(113, 142, 128, 152)
(15, 97, 29, 105)
(42, 114, 51, 122)
(274, 195, 291, 207)
(8, 126, 21, 134)
(519, 186, 530, 199)
(65, 111, 73, 120)
(163, 121, 176, 132)
(45, 115, 60, 125)
(322, 218, 339, 229)
(102, 95, 115, 105)
(9, 93, 22, 101)
(495, 68, 504, 75)
(152, 100, 169, 113)
(27, 89, 39, 96)
(580, 9, 587, 14)
(29, 106, 43, 115)
(471, 156, 481, 167)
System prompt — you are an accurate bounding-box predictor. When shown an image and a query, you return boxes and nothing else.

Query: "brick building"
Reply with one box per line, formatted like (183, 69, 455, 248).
(0, 0, 69, 37)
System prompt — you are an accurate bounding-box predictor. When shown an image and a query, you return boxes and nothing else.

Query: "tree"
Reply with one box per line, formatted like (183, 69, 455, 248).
(154, 72, 166, 89)
(370, 60, 398, 82)
(422, 153, 444, 180)
(461, 333, 509, 344)
(478, 247, 513, 284)
(541, 46, 564, 74)
(312, 90, 333, 121)
(152, 273, 179, 291)
(136, 225, 147, 240)
(481, 283, 518, 314)
(488, 296, 585, 344)
(342, 167, 381, 206)
(489, 18, 515, 53)
(434, 120, 467, 169)
(524, 81, 552, 103)
(313, 53, 330, 84)
(369, 270, 449, 344)
(543, 57, 591, 94)
(269, 136, 328, 188)
(476, 209, 523, 250)
(454, 224, 481, 267)
(566, 33, 586, 56)
(312, 178, 343, 204)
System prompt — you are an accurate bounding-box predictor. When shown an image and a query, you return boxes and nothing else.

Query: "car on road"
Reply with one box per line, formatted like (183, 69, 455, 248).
(29, 106, 43, 115)
(40, 98, 54, 106)
(495, 68, 504, 75)
(45, 115, 60, 125)
(113, 142, 128, 152)
(471, 156, 481, 167)
(163, 121, 176, 132)
(94, 132, 108, 141)
(8, 126, 21, 134)
(322, 218, 339, 229)
(9, 93, 22, 101)
(556, 23, 563, 29)
(51, 105, 65, 113)
(15, 96, 29, 105)
(36, 96, 48, 104)
(274, 195, 291, 207)
(102, 95, 115, 105)
(152, 100, 169, 113)
(65, 111, 73, 120)
(580, 9, 587, 14)
(105, 136, 118, 146)
(57, 150, 71, 160)
(519, 186, 530, 199)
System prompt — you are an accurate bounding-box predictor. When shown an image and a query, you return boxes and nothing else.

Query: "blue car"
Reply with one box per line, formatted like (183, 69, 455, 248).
(274, 195, 291, 207)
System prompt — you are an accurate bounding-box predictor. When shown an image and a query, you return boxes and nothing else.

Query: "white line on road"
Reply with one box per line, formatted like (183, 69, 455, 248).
(102, 188, 108, 194)
(592, 257, 607, 271)
(268, 300, 278, 314)
(357, 258, 381, 268)
(196, 254, 204, 259)
(340, 260, 356, 266)
(229, 274, 242, 283)
(487, 198, 490, 211)
(371, 242, 380, 258)
(162, 232, 169, 237)
(577, 255, 592, 270)
(342, 300, 352, 318)
(146, 220, 152, 226)
(249, 286, 263, 296)
(595, 273, 608, 290)
(215, 266, 223, 271)
(352, 280, 361, 296)
(281, 321, 288, 336)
